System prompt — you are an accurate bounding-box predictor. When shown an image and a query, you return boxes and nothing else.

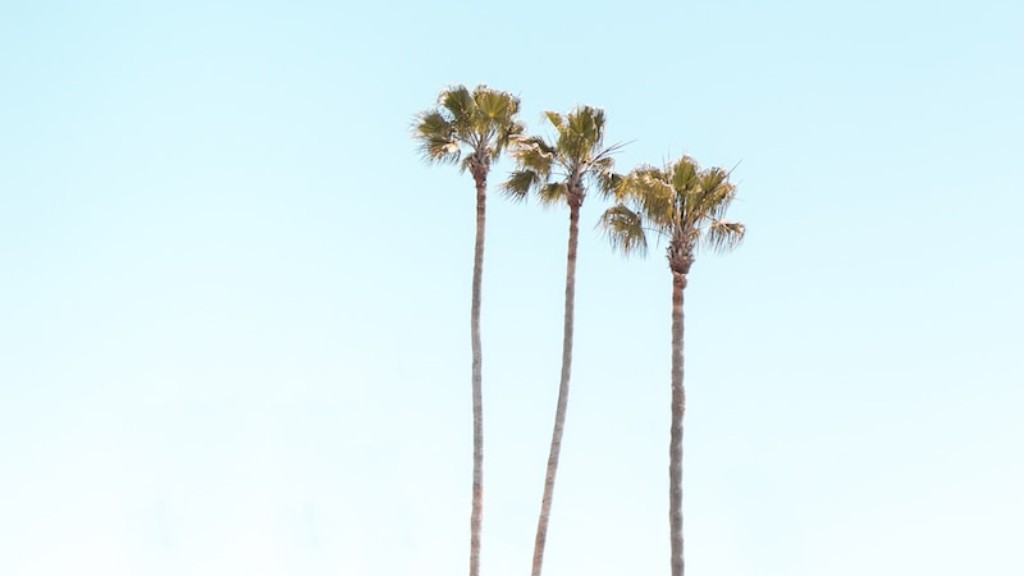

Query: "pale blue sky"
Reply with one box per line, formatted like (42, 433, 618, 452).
(2, 1, 1022, 575)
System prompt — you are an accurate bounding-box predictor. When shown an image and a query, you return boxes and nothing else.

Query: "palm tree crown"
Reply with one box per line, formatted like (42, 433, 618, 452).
(601, 155, 745, 269)
(503, 105, 622, 207)
(414, 85, 525, 182)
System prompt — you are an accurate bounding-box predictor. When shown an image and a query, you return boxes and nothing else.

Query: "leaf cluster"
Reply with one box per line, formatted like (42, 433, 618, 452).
(413, 85, 526, 174)
(600, 156, 745, 262)
(502, 106, 625, 207)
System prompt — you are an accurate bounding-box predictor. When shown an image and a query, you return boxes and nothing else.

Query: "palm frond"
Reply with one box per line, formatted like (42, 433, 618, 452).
(544, 110, 564, 130)
(599, 204, 648, 257)
(671, 156, 700, 194)
(503, 169, 540, 201)
(701, 219, 745, 254)
(557, 106, 607, 166)
(595, 169, 622, 199)
(474, 86, 514, 120)
(591, 140, 630, 166)
(694, 167, 735, 221)
(572, 106, 606, 149)
(509, 135, 555, 176)
(676, 162, 734, 232)
(538, 182, 568, 206)
(494, 119, 526, 159)
(440, 85, 477, 137)
(627, 170, 676, 229)
(413, 110, 460, 164)
(672, 157, 703, 228)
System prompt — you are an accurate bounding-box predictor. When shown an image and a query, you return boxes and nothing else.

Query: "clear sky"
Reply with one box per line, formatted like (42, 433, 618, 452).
(2, 1, 1022, 575)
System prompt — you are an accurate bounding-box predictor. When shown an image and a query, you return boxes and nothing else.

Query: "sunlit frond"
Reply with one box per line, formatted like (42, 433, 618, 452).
(475, 86, 513, 120)
(509, 135, 556, 174)
(555, 106, 607, 166)
(413, 110, 459, 164)
(544, 111, 564, 131)
(694, 167, 735, 221)
(701, 219, 745, 254)
(441, 85, 477, 137)
(473, 86, 523, 160)
(675, 162, 705, 228)
(628, 170, 675, 228)
(600, 204, 648, 257)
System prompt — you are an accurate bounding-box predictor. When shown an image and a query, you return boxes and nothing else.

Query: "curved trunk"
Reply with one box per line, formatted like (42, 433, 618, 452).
(469, 172, 486, 576)
(531, 201, 581, 576)
(670, 271, 687, 576)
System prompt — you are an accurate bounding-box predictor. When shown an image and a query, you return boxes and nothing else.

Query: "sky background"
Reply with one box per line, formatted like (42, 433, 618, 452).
(2, 1, 1023, 575)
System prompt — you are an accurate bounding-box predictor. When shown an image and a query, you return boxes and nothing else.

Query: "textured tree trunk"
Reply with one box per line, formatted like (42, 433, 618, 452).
(469, 172, 486, 576)
(670, 271, 687, 576)
(531, 201, 581, 576)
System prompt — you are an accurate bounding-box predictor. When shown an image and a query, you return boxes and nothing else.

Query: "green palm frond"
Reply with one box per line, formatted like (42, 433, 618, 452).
(474, 86, 512, 120)
(494, 119, 526, 158)
(538, 182, 568, 206)
(694, 167, 735, 220)
(702, 220, 745, 254)
(555, 106, 607, 166)
(627, 169, 675, 228)
(474, 86, 523, 160)
(503, 169, 540, 201)
(441, 85, 477, 138)
(509, 135, 556, 175)
(671, 156, 700, 195)
(413, 110, 459, 164)
(544, 111, 564, 131)
(600, 204, 648, 257)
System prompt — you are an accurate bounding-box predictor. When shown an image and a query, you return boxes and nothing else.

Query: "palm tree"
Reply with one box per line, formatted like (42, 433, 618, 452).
(413, 84, 524, 576)
(600, 155, 744, 576)
(503, 105, 622, 576)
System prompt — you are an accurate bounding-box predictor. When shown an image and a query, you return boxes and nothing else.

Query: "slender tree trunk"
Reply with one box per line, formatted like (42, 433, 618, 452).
(469, 172, 487, 576)
(531, 201, 581, 576)
(670, 271, 687, 576)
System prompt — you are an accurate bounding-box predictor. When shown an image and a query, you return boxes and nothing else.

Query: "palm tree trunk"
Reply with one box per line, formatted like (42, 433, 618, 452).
(670, 271, 687, 576)
(531, 201, 581, 576)
(469, 173, 486, 576)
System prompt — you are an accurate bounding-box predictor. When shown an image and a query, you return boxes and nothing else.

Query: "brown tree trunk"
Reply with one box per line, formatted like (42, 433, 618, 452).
(670, 271, 687, 576)
(531, 200, 581, 576)
(469, 171, 486, 576)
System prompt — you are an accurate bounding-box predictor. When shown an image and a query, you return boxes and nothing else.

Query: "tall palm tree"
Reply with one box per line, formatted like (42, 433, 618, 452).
(413, 84, 524, 576)
(600, 155, 745, 576)
(503, 105, 622, 576)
